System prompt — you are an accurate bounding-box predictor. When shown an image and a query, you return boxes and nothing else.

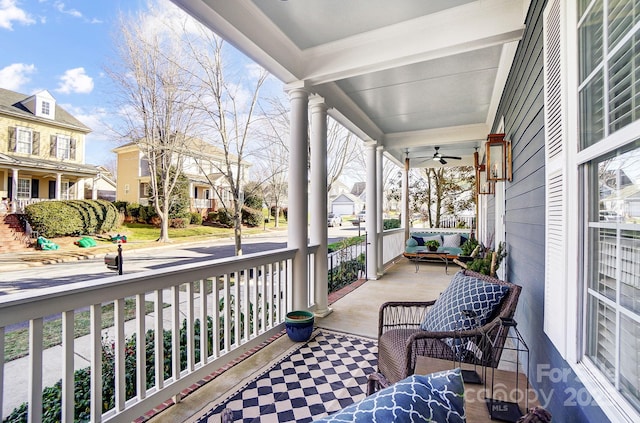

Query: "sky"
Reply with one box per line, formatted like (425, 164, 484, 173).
(0, 0, 146, 166)
(0, 0, 287, 171)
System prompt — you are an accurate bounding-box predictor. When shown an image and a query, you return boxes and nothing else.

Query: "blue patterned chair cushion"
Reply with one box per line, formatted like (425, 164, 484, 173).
(315, 369, 465, 422)
(420, 271, 509, 335)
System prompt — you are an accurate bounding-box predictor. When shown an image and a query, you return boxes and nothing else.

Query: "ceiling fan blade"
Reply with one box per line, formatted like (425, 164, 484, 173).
(441, 155, 462, 160)
(440, 158, 447, 165)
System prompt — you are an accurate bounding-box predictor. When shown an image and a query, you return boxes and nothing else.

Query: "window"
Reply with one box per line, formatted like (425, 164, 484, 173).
(579, 0, 640, 148)
(16, 127, 32, 154)
(579, 0, 640, 415)
(56, 135, 71, 159)
(586, 143, 640, 412)
(41, 101, 50, 115)
(17, 178, 30, 199)
(60, 181, 71, 200)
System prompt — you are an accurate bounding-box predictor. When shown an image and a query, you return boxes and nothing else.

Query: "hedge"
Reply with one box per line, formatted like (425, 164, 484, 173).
(25, 200, 118, 238)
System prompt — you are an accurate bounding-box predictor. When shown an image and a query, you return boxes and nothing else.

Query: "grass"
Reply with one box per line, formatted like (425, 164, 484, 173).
(4, 298, 164, 362)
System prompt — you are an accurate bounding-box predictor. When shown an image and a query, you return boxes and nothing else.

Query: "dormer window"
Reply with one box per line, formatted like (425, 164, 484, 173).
(41, 101, 50, 116)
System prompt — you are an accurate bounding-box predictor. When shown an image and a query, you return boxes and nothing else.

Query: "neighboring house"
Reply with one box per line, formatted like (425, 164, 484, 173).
(0, 88, 99, 213)
(113, 137, 250, 215)
(83, 166, 117, 201)
(331, 192, 363, 216)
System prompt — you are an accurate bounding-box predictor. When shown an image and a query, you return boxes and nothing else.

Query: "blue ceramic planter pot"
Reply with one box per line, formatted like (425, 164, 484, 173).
(285, 310, 315, 342)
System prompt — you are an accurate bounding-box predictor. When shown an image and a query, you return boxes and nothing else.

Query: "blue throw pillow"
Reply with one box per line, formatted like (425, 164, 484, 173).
(420, 271, 509, 335)
(315, 369, 465, 422)
(407, 237, 419, 247)
(412, 236, 425, 246)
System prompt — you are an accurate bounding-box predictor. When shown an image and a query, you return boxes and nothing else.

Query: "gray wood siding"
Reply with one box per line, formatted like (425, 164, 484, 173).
(493, 0, 608, 421)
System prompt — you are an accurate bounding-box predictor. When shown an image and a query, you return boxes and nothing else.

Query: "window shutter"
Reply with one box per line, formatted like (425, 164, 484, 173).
(31, 179, 39, 198)
(50, 135, 57, 157)
(543, 0, 568, 355)
(32, 132, 40, 155)
(8, 127, 16, 152)
(70, 138, 76, 160)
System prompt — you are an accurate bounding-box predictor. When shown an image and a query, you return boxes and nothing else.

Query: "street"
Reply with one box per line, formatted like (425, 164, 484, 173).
(0, 224, 364, 293)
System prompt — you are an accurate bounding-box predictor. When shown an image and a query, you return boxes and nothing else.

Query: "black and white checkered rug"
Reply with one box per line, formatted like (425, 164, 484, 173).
(195, 329, 378, 423)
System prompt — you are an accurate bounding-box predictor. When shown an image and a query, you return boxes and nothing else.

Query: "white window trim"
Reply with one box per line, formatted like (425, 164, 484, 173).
(56, 135, 71, 159)
(560, 1, 640, 422)
(16, 177, 31, 199)
(16, 126, 33, 154)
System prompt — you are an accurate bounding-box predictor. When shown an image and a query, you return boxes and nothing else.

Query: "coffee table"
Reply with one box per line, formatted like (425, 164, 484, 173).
(403, 250, 451, 274)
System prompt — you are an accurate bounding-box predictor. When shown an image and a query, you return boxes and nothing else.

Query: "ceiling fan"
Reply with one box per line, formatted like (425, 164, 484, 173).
(431, 147, 462, 164)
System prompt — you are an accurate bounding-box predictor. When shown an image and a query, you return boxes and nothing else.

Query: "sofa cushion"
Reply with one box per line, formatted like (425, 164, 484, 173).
(422, 234, 442, 245)
(420, 271, 509, 336)
(314, 369, 465, 422)
(406, 237, 419, 247)
(442, 233, 461, 248)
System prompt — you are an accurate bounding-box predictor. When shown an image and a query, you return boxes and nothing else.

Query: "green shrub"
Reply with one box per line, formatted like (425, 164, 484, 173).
(383, 218, 400, 230)
(190, 212, 203, 225)
(125, 203, 141, 219)
(169, 217, 189, 228)
(138, 205, 157, 223)
(24, 200, 118, 238)
(216, 208, 233, 227)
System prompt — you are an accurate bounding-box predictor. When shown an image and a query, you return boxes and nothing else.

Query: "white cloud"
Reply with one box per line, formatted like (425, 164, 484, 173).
(56, 67, 94, 94)
(0, 0, 36, 30)
(0, 63, 36, 90)
(53, 1, 81, 18)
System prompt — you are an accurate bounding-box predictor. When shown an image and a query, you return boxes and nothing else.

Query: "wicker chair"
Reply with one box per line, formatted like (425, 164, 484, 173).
(367, 269, 521, 395)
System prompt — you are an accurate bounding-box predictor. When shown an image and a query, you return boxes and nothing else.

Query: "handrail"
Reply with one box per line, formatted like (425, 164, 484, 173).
(0, 247, 300, 422)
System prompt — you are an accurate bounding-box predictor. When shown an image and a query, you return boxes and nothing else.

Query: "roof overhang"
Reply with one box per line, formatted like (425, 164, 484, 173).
(170, 0, 530, 168)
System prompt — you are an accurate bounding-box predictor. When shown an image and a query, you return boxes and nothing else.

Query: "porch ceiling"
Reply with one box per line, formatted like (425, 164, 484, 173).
(172, 0, 529, 168)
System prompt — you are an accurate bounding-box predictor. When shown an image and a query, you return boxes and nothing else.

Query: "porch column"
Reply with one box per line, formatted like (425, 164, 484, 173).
(56, 173, 62, 200)
(11, 168, 18, 213)
(402, 158, 410, 241)
(92, 176, 98, 200)
(76, 179, 84, 199)
(376, 146, 384, 275)
(286, 84, 309, 311)
(365, 141, 378, 280)
(310, 96, 331, 317)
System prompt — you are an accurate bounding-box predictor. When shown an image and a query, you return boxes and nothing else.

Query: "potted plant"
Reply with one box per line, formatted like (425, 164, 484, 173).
(466, 241, 507, 276)
(285, 310, 315, 342)
(459, 237, 479, 263)
(425, 240, 440, 251)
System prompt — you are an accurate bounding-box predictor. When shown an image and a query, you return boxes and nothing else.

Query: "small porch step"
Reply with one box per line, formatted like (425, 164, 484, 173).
(0, 214, 32, 252)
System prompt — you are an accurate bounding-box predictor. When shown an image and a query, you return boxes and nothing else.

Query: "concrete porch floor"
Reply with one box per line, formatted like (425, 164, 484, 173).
(147, 258, 454, 423)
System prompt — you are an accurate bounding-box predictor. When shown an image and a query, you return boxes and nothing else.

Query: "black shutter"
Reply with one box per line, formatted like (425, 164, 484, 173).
(50, 135, 57, 157)
(8, 127, 16, 152)
(32, 132, 40, 155)
(8, 176, 12, 198)
(49, 181, 56, 199)
(194, 186, 198, 198)
(31, 179, 39, 198)
(70, 138, 76, 160)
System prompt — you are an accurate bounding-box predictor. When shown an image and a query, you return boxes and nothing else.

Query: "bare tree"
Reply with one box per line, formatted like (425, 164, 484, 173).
(182, 29, 269, 255)
(106, 10, 201, 242)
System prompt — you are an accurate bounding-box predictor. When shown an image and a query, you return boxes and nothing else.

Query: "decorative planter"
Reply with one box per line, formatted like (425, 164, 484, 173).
(285, 310, 315, 342)
(458, 255, 474, 263)
(428, 246, 438, 252)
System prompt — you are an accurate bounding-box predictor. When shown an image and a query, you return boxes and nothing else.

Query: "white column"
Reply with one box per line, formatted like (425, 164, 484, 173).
(310, 96, 332, 317)
(286, 85, 309, 311)
(365, 141, 378, 280)
(56, 173, 62, 200)
(402, 158, 410, 241)
(376, 146, 384, 275)
(76, 179, 84, 199)
(92, 177, 98, 200)
(11, 168, 18, 213)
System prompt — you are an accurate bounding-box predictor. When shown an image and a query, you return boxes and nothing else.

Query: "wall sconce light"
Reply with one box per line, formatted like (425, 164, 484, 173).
(477, 164, 494, 195)
(486, 133, 512, 182)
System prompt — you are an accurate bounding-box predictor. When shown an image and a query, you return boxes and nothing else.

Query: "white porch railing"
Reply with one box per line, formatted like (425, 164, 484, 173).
(0, 247, 318, 422)
(382, 228, 405, 266)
